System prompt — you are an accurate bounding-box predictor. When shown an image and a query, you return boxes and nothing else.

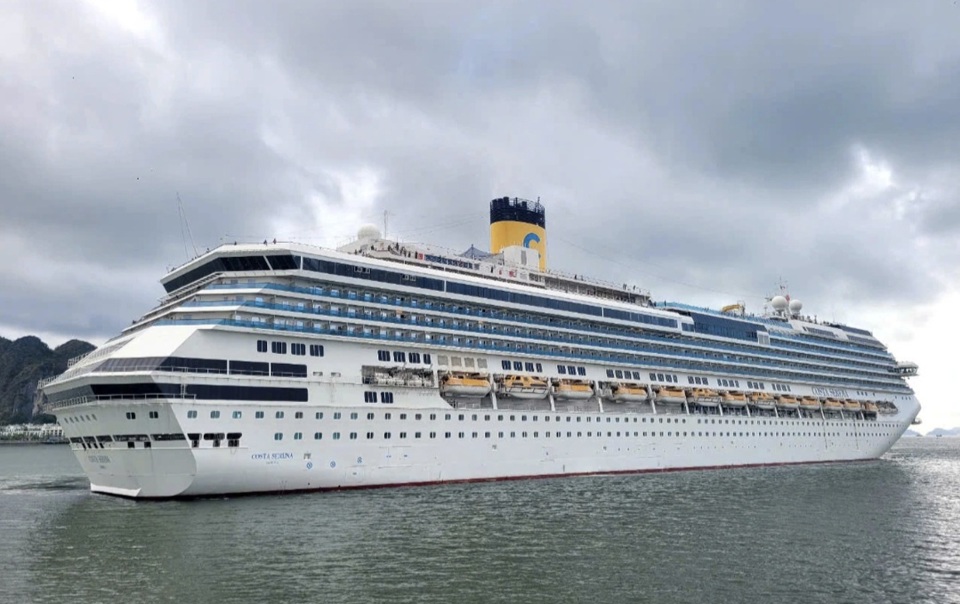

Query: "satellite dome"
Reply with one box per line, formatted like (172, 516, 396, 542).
(771, 296, 788, 311)
(357, 224, 382, 240)
(789, 300, 803, 313)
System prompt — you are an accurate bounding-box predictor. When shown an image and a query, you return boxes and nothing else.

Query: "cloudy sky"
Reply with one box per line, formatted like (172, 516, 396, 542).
(2, 0, 956, 428)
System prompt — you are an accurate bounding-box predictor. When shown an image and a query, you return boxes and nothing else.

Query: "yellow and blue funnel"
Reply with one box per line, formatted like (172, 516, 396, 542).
(490, 197, 547, 271)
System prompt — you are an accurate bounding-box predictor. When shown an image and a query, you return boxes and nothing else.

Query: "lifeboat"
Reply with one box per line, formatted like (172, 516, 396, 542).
(721, 390, 748, 408)
(553, 379, 595, 401)
(798, 396, 821, 411)
(822, 398, 844, 413)
(775, 395, 800, 410)
(749, 391, 776, 410)
(606, 382, 649, 403)
(863, 401, 879, 414)
(687, 388, 721, 407)
(440, 372, 491, 398)
(843, 399, 863, 413)
(655, 386, 686, 405)
(499, 375, 549, 399)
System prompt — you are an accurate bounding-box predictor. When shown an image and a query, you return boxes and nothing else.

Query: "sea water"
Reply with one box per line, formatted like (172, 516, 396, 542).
(1, 439, 957, 604)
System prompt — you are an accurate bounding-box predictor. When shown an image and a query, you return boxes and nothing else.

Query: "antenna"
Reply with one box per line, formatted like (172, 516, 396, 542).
(383, 210, 390, 239)
(177, 192, 200, 259)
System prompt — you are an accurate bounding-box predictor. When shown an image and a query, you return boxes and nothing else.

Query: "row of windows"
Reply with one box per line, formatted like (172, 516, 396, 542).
(556, 364, 587, 376)
(377, 350, 432, 364)
(73, 425, 897, 449)
(81, 383, 309, 403)
(258, 339, 325, 357)
(180, 409, 896, 428)
(772, 383, 793, 392)
(269, 428, 898, 442)
(502, 360, 545, 373)
(605, 369, 680, 384)
(96, 356, 228, 374)
(688, 376, 709, 385)
(92, 355, 308, 380)
(363, 392, 395, 404)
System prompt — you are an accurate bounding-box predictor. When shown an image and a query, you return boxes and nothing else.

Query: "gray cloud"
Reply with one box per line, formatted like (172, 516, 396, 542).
(2, 0, 959, 343)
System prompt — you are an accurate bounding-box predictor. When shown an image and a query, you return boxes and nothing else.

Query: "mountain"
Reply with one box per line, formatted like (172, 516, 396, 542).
(901, 429, 922, 437)
(926, 427, 960, 437)
(0, 336, 95, 424)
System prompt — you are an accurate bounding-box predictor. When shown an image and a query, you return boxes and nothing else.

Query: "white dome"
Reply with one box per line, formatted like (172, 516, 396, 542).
(789, 300, 803, 313)
(357, 224, 382, 240)
(771, 295, 788, 311)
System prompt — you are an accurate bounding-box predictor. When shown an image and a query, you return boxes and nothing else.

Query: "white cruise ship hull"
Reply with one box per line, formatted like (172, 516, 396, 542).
(60, 394, 919, 499)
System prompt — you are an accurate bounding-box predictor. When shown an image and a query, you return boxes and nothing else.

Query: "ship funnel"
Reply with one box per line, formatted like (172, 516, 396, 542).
(489, 197, 547, 271)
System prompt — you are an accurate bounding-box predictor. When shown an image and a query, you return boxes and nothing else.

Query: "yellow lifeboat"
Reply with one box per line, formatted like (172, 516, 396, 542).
(606, 382, 649, 403)
(655, 386, 686, 405)
(843, 399, 863, 412)
(798, 396, 821, 411)
(863, 401, 879, 414)
(499, 375, 549, 399)
(822, 398, 844, 413)
(440, 372, 491, 398)
(686, 388, 721, 407)
(721, 390, 748, 408)
(553, 379, 594, 401)
(776, 395, 800, 410)
(749, 391, 776, 410)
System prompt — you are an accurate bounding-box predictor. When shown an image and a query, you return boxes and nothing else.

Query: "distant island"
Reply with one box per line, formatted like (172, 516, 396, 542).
(0, 335, 95, 425)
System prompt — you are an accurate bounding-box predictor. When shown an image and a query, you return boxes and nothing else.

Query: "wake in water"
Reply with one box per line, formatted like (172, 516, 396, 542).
(0, 475, 89, 493)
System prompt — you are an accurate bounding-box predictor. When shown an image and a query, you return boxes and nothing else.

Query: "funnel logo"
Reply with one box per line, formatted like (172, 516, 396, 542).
(523, 232, 541, 248)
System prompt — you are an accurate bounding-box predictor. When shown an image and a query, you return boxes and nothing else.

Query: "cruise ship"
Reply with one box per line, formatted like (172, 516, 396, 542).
(38, 198, 921, 499)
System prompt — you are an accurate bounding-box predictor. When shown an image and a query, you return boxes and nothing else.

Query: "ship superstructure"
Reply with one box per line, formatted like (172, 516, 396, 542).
(39, 198, 920, 498)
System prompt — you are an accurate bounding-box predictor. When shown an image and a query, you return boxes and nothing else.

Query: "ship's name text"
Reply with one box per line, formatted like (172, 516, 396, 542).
(251, 452, 294, 461)
(811, 387, 849, 397)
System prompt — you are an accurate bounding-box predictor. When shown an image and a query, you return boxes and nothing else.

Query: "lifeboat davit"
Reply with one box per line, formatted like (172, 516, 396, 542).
(499, 375, 549, 399)
(553, 379, 594, 400)
(440, 372, 492, 398)
(687, 388, 721, 407)
(655, 386, 686, 405)
(798, 396, 821, 411)
(605, 382, 649, 403)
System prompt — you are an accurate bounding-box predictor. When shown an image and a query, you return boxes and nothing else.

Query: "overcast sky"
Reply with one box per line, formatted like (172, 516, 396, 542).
(2, 0, 956, 428)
